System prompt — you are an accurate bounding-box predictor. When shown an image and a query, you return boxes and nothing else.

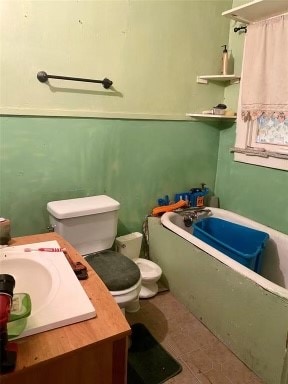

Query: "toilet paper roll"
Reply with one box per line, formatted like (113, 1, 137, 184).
(0, 218, 11, 245)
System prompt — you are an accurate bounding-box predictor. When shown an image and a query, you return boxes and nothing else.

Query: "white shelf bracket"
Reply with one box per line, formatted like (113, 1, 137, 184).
(230, 78, 240, 85)
(196, 76, 208, 84)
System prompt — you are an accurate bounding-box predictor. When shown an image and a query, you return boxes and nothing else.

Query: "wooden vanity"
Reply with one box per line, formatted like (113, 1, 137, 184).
(1, 232, 131, 384)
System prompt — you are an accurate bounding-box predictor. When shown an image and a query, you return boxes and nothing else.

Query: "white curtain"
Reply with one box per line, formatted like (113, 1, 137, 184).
(241, 14, 288, 122)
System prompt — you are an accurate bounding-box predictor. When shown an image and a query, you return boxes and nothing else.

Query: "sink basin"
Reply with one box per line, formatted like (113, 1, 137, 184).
(1, 255, 59, 315)
(0, 240, 96, 339)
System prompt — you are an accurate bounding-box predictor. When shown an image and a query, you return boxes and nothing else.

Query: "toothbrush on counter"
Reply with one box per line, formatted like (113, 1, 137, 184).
(24, 247, 67, 252)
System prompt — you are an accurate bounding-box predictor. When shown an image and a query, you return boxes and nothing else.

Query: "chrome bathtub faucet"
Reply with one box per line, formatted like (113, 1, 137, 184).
(182, 208, 211, 227)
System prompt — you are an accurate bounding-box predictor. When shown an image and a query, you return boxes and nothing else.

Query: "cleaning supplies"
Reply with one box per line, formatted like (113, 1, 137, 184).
(221, 45, 229, 75)
(174, 184, 209, 207)
(153, 184, 210, 216)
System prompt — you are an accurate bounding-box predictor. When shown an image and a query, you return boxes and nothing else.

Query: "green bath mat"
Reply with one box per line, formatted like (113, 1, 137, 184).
(128, 323, 182, 384)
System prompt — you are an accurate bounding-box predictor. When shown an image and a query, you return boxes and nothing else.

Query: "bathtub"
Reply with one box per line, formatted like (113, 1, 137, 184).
(148, 208, 288, 384)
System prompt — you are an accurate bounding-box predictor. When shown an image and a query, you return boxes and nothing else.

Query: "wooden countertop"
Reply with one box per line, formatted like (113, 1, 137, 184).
(6, 232, 131, 372)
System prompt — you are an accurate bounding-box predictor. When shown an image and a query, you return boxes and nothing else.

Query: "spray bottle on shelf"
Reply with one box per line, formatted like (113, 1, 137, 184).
(221, 45, 229, 75)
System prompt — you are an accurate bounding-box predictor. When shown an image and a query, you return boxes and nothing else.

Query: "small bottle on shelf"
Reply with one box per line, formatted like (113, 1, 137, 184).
(221, 45, 229, 75)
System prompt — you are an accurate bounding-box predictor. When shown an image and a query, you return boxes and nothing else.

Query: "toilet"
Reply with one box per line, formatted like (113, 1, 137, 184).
(47, 195, 142, 313)
(116, 232, 162, 300)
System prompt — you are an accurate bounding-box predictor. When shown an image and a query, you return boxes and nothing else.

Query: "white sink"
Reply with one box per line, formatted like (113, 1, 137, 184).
(0, 240, 96, 339)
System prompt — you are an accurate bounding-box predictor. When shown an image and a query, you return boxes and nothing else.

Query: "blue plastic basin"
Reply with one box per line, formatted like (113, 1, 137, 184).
(192, 217, 269, 272)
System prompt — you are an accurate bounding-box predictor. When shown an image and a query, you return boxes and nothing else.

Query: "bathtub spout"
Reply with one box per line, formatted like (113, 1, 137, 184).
(183, 215, 195, 227)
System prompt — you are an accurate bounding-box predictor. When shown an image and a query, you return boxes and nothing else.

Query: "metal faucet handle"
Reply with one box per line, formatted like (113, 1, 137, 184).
(183, 208, 212, 227)
(47, 224, 56, 232)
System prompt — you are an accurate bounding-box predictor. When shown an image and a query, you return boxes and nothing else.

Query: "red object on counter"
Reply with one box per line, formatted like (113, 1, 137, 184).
(0, 294, 11, 328)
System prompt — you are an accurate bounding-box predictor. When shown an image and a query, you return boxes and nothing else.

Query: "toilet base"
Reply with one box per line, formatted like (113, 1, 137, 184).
(126, 298, 140, 313)
(139, 282, 159, 299)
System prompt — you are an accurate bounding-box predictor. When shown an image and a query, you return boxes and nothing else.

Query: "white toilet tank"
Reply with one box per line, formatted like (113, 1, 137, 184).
(47, 195, 120, 255)
(115, 232, 143, 260)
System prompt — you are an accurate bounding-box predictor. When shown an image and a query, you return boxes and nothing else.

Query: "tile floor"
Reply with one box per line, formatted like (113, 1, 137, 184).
(126, 291, 264, 384)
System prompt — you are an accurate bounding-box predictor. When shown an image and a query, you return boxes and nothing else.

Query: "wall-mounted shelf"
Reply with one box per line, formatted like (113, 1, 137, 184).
(196, 75, 240, 85)
(186, 113, 237, 121)
(222, 0, 288, 24)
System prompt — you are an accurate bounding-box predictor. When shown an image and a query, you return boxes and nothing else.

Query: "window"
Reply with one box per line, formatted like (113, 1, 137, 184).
(232, 14, 288, 171)
(233, 113, 288, 171)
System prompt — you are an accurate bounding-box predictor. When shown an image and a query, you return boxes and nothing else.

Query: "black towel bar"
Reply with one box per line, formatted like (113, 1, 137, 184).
(234, 26, 247, 33)
(37, 71, 113, 89)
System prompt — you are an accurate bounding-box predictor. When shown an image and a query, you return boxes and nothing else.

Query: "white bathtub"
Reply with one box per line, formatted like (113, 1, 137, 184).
(161, 208, 288, 299)
(148, 208, 288, 384)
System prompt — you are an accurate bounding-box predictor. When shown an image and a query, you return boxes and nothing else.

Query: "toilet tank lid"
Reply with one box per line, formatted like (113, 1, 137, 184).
(47, 195, 120, 219)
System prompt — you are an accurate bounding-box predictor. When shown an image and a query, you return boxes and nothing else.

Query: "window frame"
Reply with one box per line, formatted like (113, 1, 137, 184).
(233, 115, 288, 171)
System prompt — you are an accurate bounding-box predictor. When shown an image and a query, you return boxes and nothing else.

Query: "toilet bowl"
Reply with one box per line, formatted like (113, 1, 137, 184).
(85, 250, 142, 310)
(134, 258, 162, 299)
(110, 281, 142, 309)
(116, 232, 162, 300)
(47, 195, 142, 313)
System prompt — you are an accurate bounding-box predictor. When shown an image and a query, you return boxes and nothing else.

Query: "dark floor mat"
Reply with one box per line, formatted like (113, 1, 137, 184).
(128, 323, 182, 384)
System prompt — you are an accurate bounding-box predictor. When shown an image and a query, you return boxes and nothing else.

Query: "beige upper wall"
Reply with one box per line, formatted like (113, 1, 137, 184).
(0, 0, 232, 119)
(223, 0, 246, 110)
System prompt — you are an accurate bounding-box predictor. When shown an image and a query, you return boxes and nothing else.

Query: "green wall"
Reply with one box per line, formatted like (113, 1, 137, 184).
(0, 0, 231, 119)
(0, 116, 219, 237)
(215, 127, 288, 234)
(0, 0, 232, 237)
(1, 0, 287, 238)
